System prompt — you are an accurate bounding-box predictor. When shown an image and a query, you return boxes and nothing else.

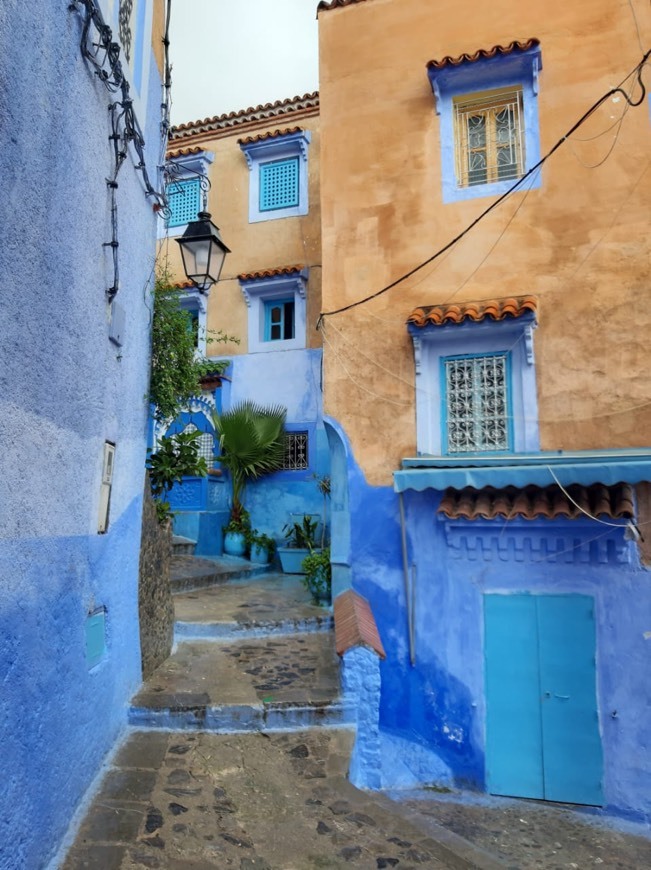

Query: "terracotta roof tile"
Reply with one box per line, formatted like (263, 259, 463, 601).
(427, 38, 540, 71)
(166, 145, 205, 159)
(334, 590, 386, 659)
(238, 127, 303, 145)
(407, 295, 537, 328)
(170, 92, 319, 140)
(238, 265, 305, 281)
(438, 483, 635, 521)
(317, 0, 370, 11)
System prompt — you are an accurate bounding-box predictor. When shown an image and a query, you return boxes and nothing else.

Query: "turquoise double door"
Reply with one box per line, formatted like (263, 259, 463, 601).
(484, 594, 603, 806)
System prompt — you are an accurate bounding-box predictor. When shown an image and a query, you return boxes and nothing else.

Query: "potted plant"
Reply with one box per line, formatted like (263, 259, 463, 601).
(247, 530, 275, 565)
(277, 514, 320, 574)
(223, 509, 251, 558)
(301, 547, 332, 604)
(212, 401, 286, 556)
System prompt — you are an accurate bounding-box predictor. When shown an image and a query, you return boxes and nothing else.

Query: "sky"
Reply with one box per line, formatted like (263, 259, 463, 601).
(169, 0, 320, 125)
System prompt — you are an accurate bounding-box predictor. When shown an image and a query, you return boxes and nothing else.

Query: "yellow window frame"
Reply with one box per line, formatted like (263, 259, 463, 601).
(453, 87, 524, 188)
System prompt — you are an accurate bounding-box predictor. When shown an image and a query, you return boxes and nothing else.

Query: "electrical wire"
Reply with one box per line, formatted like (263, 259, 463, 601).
(628, 0, 646, 52)
(546, 467, 633, 529)
(316, 48, 650, 327)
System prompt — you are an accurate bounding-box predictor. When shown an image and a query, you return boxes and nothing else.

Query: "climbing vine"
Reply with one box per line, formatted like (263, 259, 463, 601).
(149, 271, 237, 423)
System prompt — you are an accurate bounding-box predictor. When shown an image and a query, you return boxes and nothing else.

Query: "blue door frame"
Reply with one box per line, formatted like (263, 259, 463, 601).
(485, 593, 603, 806)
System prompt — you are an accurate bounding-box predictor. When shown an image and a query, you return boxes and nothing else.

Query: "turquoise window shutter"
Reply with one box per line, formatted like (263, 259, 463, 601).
(166, 178, 201, 227)
(259, 158, 300, 211)
(85, 609, 106, 669)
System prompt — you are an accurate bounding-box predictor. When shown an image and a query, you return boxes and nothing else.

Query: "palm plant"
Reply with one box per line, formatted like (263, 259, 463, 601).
(212, 401, 287, 529)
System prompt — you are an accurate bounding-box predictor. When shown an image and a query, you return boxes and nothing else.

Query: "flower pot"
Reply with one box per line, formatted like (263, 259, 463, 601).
(223, 531, 246, 557)
(250, 543, 270, 565)
(277, 546, 318, 574)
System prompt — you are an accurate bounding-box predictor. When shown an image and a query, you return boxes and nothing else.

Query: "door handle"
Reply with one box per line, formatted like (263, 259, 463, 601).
(554, 694, 570, 700)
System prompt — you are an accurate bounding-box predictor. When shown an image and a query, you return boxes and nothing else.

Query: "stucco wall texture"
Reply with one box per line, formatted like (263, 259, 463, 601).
(0, 2, 162, 867)
(163, 112, 322, 357)
(318, 0, 651, 486)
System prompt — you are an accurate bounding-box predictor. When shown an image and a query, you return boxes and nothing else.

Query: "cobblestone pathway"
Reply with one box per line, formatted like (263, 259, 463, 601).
(62, 567, 651, 869)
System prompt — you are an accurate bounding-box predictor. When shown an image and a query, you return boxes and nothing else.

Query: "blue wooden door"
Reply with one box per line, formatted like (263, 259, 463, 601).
(484, 594, 603, 806)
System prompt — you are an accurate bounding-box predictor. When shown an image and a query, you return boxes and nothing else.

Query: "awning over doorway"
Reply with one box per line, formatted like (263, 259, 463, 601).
(393, 450, 651, 493)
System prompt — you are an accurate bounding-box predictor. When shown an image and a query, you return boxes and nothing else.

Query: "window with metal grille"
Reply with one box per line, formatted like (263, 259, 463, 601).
(181, 423, 215, 465)
(283, 431, 309, 470)
(264, 298, 295, 342)
(444, 353, 510, 453)
(166, 177, 201, 228)
(454, 89, 524, 188)
(259, 158, 300, 211)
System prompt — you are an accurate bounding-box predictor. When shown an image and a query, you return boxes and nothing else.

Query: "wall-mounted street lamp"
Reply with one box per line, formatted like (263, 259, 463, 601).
(176, 211, 230, 292)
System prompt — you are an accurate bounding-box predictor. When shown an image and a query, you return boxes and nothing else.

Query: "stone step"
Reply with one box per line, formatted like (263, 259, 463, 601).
(171, 534, 196, 556)
(129, 634, 348, 732)
(170, 554, 269, 593)
(174, 572, 333, 640)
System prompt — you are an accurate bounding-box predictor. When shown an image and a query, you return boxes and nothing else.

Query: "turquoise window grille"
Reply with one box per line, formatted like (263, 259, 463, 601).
(259, 158, 300, 211)
(264, 298, 295, 342)
(166, 178, 201, 228)
(443, 352, 511, 453)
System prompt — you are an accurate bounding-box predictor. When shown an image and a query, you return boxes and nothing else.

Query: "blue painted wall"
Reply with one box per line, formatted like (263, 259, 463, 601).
(334, 429, 651, 819)
(217, 348, 329, 545)
(0, 2, 161, 866)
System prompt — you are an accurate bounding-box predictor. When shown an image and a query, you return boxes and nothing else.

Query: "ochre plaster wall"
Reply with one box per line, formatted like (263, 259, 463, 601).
(318, 0, 651, 485)
(162, 114, 322, 357)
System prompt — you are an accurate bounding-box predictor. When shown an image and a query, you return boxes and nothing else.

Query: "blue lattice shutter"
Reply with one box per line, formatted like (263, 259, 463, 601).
(259, 158, 300, 211)
(166, 178, 201, 227)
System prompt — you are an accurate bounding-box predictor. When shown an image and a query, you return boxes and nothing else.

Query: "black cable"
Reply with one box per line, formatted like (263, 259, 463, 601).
(316, 48, 650, 328)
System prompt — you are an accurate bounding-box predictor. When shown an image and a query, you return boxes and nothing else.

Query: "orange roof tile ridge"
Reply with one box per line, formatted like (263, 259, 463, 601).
(334, 590, 386, 659)
(170, 92, 319, 139)
(407, 295, 537, 328)
(427, 38, 540, 70)
(438, 483, 635, 521)
(238, 126, 303, 145)
(237, 265, 305, 281)
(166, 145, 205, 159)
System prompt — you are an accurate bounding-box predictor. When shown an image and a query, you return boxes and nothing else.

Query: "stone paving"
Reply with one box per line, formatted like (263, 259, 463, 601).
(129, 632, 344, 729)
(63, 561, 651, 869)
(174, 574, 333, 637)
(63, 729, 454, 870)
(394, 791, 651, 870)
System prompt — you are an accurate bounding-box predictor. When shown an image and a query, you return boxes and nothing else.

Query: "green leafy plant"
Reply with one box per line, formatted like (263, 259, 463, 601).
(223, 508, 251, 536)
(246, 529, 276, 554)
(301, 546, 332, 603)
(313, 473, 331, 548)
(283, 515, 320, 550)
(149, 270, 237, 423)
(213, 401, 287, 529)
(146, 430, 208, 522)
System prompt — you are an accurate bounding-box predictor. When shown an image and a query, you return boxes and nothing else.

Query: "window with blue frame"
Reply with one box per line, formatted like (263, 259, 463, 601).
(264, 298, 295, 342)
(240, 130, 311, 223)
(166, 177, 201, 228)
(239, 268, 308, 353)
(260, 158, 300, 211)
(443, 352, 511, 453)
(408, 297, 540, 456)
(427, 39, 542, 203)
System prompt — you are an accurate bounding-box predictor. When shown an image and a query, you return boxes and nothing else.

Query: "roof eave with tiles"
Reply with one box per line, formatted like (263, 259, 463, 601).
(426, 38, 540, 71)
(438, 483, 636, 521)
(237, 265, 305, 282)
(169, 92, 319, 147)
(407, 295, 538, 328)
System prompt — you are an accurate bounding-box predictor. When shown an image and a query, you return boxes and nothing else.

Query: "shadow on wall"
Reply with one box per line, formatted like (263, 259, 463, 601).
(341, 452, 484, 789)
